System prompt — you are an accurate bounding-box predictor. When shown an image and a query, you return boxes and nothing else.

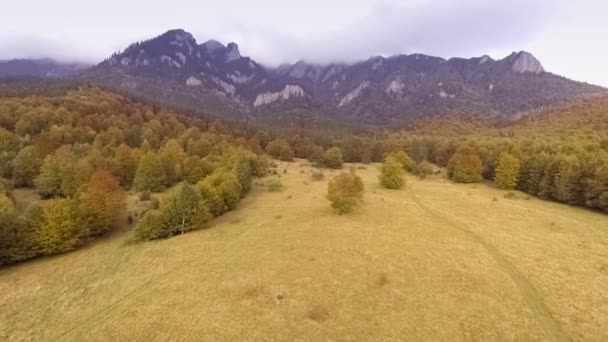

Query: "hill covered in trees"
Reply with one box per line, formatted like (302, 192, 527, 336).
(1, 85, 607, 266)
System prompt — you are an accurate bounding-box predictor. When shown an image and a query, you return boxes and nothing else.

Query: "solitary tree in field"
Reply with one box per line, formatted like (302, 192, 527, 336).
(447, 148, 483, 183)
(327, 172, 364, 214)
(324, 147, 344, 169)
(133, 152, 166, 192)
(379, 156, 405, 189)
(495, 153, 521, 190)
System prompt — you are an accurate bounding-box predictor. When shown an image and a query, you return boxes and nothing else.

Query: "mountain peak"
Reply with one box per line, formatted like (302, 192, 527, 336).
(201, 39, 225, 53)
(225, 43, 241, 62)
(507, 51, 544, 74)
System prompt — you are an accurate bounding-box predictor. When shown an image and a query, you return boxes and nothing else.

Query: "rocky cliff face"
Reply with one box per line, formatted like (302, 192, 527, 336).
(82, 29, 605, 125)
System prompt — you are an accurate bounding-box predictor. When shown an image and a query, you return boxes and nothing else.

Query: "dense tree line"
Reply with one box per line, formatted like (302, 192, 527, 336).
(0, 88, 268, 265)
(1, 86, 607, 264)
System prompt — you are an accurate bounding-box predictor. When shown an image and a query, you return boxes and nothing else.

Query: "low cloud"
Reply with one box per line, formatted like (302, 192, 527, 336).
(226, 0, 556, 66)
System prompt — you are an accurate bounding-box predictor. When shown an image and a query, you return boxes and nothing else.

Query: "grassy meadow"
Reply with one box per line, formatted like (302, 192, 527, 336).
(1, 161, 607, 341)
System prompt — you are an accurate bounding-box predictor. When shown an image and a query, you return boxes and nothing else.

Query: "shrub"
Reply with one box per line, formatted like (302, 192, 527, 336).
(266, 178, 283, 192)
(416, 161, 435, 179)
(388, 151, 415, 172)
(324, 147, 343, 169)
(311, 170, 324, 181)
(379, 156, 405, 189)
(327, 172, 364, 214)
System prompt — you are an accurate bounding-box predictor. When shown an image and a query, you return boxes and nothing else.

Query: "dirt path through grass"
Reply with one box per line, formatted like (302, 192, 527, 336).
(406, 182, 571, 342)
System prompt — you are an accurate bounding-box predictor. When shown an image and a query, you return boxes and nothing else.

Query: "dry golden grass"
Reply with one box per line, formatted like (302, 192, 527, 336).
(1, 161, 608, 341)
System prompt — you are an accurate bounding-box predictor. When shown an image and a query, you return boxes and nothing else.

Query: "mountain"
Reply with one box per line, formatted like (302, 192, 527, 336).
(0, 59, 89, 78)
(82, 29, 605, 125)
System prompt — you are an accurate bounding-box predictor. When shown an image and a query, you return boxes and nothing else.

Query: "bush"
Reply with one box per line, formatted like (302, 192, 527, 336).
(266, 178, 283, 192)
(324, 147, 343, 169)
(327, 172, 364, 214)
(311, 170, 324, 181)
(379, 156, 405, 189)
(415, 161, 435, 179)
(388, 151, 415, 172)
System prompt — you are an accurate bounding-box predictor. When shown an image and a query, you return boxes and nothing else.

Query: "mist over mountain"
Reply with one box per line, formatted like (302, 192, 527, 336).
(0, 59, 89, 78)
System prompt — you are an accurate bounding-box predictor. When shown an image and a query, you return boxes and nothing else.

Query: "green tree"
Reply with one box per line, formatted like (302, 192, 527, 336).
(553, 154, 582, 204)
(159, 139, 186, 185)
(327, 172, 364, 214)
(379, 156, 405, 189)
(324, 147, 343, 169)
(135, 183, 211, 240)
(12, 146, 43, 187)
(133, 152, 166, 192)
(309, 146, 325, 167)
(35, 147, 81, 198)
(495, 153, 521, 190)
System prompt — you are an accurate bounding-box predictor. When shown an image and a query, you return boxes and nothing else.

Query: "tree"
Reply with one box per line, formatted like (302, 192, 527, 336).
(324, 147, 343, 169)
(159, 139, 186, 185)
(327, 172, 364, 214)
(133, 152, 166, 192)
(112, 144, 139, 188)
(35, 147, 81, 198)
(309, 146, 325, 167)
(265, 139, 293, 161)
(135, 183, 211, 240)
(379, 156, 405, 189)
(388, 151, 415, 173)
(447, 148, 483, 183)
(12, 146, 43, 187)
(34, 198, 87, 254)
(495, 153, 521, 190)
(415, 161, 435, 179)
(80, 170, 126, 236)
(182, 155, 212, 184)
(553, 154, 582, 204)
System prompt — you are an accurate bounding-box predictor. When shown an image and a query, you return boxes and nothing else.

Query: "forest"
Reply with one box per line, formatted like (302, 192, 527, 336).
(1, 85, 607, 266)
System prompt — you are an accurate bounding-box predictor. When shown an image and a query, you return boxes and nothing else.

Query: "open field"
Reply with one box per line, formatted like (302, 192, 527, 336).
(1, 161, 608, 341)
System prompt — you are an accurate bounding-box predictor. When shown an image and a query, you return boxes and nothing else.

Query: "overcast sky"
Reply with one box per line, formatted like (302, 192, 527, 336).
(1, 0, 606, 86)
